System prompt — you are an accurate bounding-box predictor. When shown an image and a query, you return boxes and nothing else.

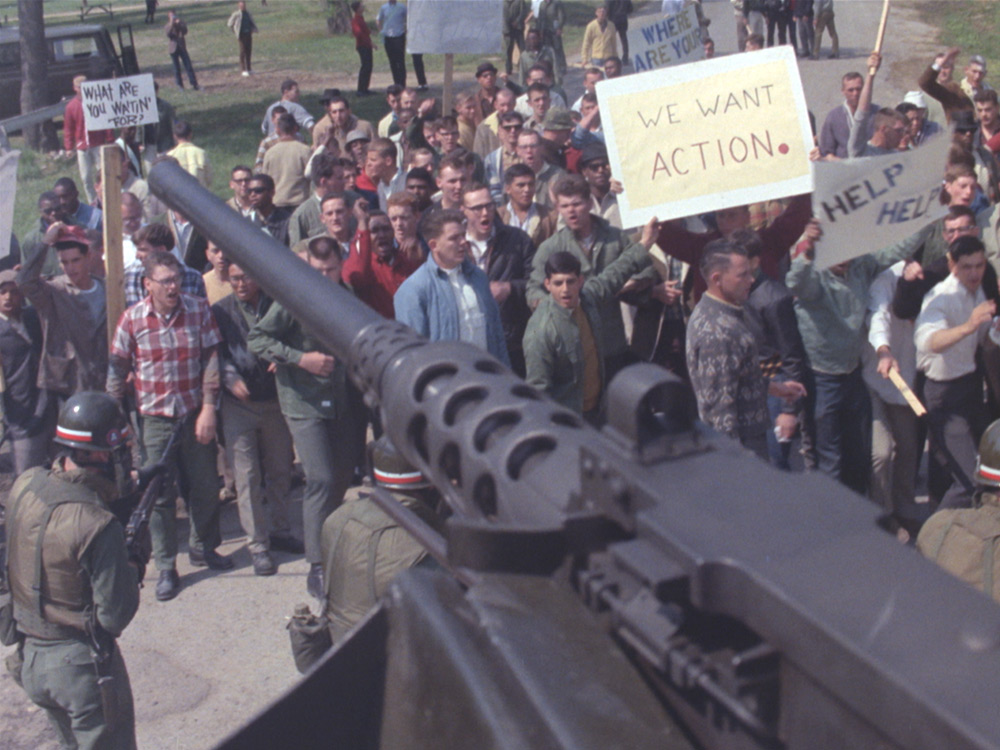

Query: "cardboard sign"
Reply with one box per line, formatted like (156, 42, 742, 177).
(0, 150, 18, 260)
(598, 47, 813, 228)
(79, 73, 158, 131)
(812, 133, 950, 268)
(628, 6, 704, 72)
(406, 0, 502, 55)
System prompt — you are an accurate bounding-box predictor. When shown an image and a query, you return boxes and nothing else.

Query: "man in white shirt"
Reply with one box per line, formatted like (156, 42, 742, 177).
(916, 236, 997, 507)
(864, 262, 920, 530)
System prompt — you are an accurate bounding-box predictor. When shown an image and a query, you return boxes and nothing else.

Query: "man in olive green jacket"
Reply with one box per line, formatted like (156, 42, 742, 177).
(527, 174, 655, 380)
(524, 241, 649, 418)
(247, 237, 364, 600)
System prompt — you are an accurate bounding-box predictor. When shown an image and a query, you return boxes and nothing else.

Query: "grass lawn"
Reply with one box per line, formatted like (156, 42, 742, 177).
(914, 0, 998, 74)
(10, 0, 616, 239)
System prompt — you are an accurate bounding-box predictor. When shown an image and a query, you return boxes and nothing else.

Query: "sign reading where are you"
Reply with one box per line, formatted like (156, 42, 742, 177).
(598, 46, 813, 227)
(627, 5, 704, 72)
(80, 73, 159, 131)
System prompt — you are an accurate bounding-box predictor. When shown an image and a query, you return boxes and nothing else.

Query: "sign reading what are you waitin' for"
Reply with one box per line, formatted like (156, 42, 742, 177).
(598, 46, 814, 228)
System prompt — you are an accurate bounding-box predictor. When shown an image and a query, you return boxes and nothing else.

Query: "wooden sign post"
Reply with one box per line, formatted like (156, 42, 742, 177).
(101, 144, 125, 349)
(443, 53, 455, 118)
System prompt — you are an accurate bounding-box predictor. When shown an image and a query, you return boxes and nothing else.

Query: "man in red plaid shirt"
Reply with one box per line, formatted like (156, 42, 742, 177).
(107, 251, 233, 602)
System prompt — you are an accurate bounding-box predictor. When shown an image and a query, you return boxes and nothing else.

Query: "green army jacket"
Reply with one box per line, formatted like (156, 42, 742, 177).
(247, 300, 347, 420)
(528, 216, 651, 358)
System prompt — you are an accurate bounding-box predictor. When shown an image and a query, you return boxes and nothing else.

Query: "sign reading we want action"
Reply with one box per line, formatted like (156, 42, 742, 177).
(598, 47, 813, 227)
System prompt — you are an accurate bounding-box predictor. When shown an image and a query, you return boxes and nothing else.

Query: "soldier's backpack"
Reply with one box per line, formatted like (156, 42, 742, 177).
(916, 502, 1000, 602)
(321, 493, 436, 643)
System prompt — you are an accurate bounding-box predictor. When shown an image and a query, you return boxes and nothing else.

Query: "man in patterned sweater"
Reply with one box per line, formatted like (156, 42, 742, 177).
(686, 240, 804, 459)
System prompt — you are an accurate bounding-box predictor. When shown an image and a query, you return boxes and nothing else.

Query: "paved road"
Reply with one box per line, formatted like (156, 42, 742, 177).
(0, 3, 946, 748)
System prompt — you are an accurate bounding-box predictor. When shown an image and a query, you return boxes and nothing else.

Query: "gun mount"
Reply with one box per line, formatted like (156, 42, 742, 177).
(149, 161, 1000, 750)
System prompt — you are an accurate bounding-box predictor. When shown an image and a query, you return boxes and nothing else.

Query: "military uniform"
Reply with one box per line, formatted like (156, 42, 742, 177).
(5, 462, 140, 750)
(320, 437, 441, 641)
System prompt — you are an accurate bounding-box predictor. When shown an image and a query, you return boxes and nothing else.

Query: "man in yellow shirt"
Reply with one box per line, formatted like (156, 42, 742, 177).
(581, 6, 619, 69)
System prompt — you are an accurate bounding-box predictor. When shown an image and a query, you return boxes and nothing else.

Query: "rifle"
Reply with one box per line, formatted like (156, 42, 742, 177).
(124, 417, 186, 558)
(149, 161, 1000, 750)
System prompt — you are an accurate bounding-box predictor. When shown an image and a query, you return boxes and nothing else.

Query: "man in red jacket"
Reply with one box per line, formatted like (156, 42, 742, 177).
(63, 76, 114, 204)
(350, 1, 375, 96)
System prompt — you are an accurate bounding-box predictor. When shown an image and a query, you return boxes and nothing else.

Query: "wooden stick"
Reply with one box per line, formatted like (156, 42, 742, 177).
(888, 369, 926, 417)
(870, 0, 891, 75)
(443, 53, 454, 117)
(101, 145, 125, 352)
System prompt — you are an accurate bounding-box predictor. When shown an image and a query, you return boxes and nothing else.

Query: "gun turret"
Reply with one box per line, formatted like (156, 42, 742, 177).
(149, 161, 1000, 750)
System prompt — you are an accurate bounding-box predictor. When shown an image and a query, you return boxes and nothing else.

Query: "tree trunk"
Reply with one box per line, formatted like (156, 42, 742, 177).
(327, 0, 352, 35)
(19, 0, 52, 150)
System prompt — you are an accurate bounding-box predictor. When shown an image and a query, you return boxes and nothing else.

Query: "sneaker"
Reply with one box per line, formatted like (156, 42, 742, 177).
(156, 569, 181, 601)
(306, 563, 324, 600)
(417, 85, 429, 92)
(189, 549, 235, 570)
(241, 71, 250, 77)
(252, 551, 277, 576)
(269, 534, 305, 554)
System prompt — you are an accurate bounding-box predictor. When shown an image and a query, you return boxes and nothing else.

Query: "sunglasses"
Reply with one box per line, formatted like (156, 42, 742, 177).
(248, 186, 270, 194)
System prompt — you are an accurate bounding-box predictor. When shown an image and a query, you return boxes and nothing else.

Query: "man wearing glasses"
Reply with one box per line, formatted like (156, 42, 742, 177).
(108, 252, 230, 602)
(485, 111, 525, 202)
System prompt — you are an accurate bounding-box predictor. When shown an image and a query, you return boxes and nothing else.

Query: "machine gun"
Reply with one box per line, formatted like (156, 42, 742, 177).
(149, 161, 1000, 750)
(123, 418, 185, 560)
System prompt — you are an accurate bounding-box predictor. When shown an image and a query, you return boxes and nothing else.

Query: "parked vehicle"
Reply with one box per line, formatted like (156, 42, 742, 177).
(0, 23, 138, 119)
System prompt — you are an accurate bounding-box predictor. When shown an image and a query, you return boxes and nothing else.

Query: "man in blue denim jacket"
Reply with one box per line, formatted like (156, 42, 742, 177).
(394, 210, 510, 366)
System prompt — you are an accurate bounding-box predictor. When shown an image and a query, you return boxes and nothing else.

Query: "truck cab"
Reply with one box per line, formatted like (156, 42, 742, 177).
(0, 23, 134, 119)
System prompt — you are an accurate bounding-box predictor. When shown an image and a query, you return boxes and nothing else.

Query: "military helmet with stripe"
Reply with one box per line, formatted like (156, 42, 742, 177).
(54, 391, 131, 452)
(976, 420, 1000, 489)
(370, 436, 430, 491)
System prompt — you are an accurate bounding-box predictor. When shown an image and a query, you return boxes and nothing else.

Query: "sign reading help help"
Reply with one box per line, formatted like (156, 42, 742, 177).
(598, 46, 813, 228)
(79, 73, 159, 131)
(811, 132, 951, 268)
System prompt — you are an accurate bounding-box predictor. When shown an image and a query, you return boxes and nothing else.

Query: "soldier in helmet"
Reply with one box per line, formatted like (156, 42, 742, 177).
(3, 392, 146, 749)
(320, 436, 442, 642)
(917, 419, 1000, 602)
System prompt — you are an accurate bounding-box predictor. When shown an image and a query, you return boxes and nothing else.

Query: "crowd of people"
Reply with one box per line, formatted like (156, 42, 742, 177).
(4, 0, 1000, 745)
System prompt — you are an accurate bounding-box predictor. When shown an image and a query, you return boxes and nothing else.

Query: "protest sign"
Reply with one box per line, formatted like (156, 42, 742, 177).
(628, 6, 704, 72)
(407, 0, 502, 55)
(812, 133, 950, 268)
(0, 150, 18, 260)
(598, 47, 813, 228)
(79, 73, 158, 131)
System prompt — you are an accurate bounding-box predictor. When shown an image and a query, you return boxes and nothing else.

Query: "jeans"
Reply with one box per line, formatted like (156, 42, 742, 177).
(766, 392, 792, 471)
(811, 367, 870, 495)
(142, 413, 221, 571)
(170, 48, 198, 88)
(795, 14, 814, 56)
(357, 46, 373, 93)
